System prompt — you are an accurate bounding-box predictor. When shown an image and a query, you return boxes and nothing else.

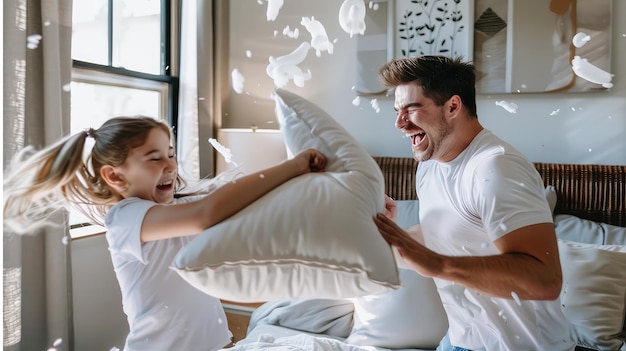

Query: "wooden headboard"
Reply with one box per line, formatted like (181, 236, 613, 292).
(373, 157, 626, 227)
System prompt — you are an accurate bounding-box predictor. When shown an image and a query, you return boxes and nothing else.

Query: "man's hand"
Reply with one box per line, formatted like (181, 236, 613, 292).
(383, 194, 397, 221)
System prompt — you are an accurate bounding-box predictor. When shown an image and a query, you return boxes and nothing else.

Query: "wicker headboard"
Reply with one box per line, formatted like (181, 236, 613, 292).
(373, 157, 626, 227)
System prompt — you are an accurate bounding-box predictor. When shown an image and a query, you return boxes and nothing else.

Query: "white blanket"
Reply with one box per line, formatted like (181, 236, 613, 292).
(247, 299, 355, 338)
(223, 299, 433, 351)
(226, 332, 381, 351)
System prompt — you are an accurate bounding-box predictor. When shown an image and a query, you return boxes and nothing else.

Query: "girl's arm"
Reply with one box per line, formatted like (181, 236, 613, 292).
(140, 148, 326, 242)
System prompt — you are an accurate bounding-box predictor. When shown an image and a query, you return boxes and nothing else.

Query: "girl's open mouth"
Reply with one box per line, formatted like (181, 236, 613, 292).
(157, 180, 174, 190)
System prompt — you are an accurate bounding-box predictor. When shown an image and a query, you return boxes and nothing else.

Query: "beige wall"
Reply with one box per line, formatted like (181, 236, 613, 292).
(224, 0, 625, 165)
(71, 235, 128, 350)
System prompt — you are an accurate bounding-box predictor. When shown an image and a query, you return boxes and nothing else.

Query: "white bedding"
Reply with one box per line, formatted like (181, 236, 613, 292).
(225, 213, 626, 351)
(223, 297, 436, 351)
(229, 324, 433, 351)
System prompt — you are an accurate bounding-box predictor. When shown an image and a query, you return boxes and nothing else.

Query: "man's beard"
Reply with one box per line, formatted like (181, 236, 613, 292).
(413, 114, 452, 162)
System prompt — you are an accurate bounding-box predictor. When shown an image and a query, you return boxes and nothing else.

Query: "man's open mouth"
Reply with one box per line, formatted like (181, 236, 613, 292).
(409, 132, 426, 146)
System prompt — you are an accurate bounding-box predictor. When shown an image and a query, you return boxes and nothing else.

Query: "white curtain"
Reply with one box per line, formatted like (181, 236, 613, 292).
(177, 0, 200, 180)
(3, 0, 74, 350)
(178, 0, 220, 179)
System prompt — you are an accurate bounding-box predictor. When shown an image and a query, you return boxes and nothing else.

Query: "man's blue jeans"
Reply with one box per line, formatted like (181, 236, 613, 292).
(436, 333, 473, 351)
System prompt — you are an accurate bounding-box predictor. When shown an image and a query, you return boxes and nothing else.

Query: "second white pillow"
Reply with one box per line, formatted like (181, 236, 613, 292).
(347, 268, 448, 349)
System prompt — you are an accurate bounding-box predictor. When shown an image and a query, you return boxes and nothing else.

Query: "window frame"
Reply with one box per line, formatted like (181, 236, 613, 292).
(69, 0, 180, 238)
(71, 66, 172, 120)
(71, 0, 178, 129)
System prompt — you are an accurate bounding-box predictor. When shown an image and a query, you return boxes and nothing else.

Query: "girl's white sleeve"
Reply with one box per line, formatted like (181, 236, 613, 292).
(105, 197, 156, 264)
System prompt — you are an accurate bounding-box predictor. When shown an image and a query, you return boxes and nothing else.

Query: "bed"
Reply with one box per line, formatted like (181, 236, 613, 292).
(170, 89, 625, 351)
(221, 158, 626, 351)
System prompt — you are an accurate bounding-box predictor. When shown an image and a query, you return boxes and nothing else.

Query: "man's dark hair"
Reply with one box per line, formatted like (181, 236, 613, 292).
(379, 56, 478, 117)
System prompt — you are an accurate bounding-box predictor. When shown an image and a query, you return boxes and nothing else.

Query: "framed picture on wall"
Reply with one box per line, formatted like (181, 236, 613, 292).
(355, 0, 474, 96)
(394, 0, 474, 61)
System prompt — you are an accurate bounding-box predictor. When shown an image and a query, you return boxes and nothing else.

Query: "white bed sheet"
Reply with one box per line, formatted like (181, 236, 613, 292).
(231, 324, 434, 351)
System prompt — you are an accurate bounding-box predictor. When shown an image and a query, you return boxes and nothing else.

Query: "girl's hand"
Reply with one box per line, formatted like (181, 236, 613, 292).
(291, 149, 327, 174)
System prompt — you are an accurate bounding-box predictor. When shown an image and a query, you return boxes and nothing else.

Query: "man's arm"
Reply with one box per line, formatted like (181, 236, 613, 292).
(375, 215, 562, 300)
(438, 223, 562, 300)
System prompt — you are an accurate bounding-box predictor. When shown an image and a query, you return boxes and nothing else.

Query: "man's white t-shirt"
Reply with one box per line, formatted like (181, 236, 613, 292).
(105, 196, 231, 351)
(417, 129, 575, 351)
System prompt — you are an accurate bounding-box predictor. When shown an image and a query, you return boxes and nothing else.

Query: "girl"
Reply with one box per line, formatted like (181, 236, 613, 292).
(3, 116, 327, 351)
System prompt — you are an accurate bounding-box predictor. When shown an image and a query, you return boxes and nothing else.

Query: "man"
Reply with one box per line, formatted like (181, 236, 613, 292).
(374, 56, 575, 351)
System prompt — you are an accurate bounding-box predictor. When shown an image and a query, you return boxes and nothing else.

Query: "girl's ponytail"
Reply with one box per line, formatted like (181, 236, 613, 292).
(3, 130, 91, 234)
(4, 116, 185, 234)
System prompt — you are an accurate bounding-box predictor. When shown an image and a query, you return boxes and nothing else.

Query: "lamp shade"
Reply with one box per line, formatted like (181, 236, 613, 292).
(215, 128, 288, 175)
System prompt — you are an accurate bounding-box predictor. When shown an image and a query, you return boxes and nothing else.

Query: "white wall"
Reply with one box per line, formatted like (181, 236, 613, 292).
(224, 0, 625, 165)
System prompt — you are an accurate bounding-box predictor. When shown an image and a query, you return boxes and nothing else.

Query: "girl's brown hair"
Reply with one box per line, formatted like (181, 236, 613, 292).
(3, 116, 185, 233)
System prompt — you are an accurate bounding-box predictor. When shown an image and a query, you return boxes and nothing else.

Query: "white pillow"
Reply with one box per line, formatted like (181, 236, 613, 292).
(558, 239, 626, 350)
(555, 214, 626, 246)
(544, 184, 557, 214)
(172, 88, 400, 302)
(346, 268, 448, 349)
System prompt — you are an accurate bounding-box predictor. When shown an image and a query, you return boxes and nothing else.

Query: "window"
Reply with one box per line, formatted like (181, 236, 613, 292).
(70, 0, 178, 237)
(72, 0, 168, 75)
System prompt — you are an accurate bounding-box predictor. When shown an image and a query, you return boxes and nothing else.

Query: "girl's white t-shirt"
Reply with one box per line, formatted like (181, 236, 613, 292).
(417, 129, 575, 351)
(105, 196, 231, 351)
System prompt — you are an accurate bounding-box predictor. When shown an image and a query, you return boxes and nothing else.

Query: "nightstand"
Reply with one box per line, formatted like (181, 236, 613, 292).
(222, 300, 264, 345)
